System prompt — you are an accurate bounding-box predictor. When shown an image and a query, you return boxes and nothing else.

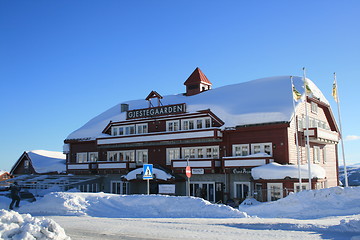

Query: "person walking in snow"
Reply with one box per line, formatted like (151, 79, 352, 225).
(8, 182, 21, 210)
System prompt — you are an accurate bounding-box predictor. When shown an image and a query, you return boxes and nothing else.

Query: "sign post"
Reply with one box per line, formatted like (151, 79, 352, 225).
(186, 157, 191, 197)
(143, 164, 153, 195)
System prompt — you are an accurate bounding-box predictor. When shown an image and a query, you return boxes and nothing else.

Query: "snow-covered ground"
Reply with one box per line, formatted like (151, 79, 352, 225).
(1, 186, 360, 239)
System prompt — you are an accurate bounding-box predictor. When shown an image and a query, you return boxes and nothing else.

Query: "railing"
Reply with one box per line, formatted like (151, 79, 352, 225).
(303, 127, 339, 143)
(223, 156, 274, 168)
(67, 161, 137, 170)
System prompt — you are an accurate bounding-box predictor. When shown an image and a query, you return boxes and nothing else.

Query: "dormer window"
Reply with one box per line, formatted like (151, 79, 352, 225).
(181, 117, 212, 131)
(111, 123, 148, 136)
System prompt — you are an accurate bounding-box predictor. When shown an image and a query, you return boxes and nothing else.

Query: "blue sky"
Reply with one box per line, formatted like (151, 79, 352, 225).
(1, 0, 359, 171)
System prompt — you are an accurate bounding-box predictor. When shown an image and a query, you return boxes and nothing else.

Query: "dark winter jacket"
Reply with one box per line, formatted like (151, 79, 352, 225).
(8, 184, 21, 199)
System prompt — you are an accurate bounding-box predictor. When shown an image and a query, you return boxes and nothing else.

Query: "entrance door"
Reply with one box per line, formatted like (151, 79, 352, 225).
(190, 182, 215, 202)
(234, 182, 250, 201)
(267, 183, 283, 201)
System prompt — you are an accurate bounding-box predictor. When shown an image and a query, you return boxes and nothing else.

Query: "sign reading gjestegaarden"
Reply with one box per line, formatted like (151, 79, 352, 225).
(126, 103, 186, 119)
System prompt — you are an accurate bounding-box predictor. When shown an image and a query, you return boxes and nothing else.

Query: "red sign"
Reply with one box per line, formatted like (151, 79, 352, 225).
(186, 166, 191, 178)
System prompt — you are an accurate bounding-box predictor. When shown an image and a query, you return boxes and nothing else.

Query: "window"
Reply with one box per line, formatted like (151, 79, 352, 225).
(88, 152, 98, 162)
(166, 148, 180, 165)
(323, 147, 327, 164)
(182, 146, 219, 159)
(232, 144, 249, 156)
(24, 160, 30, 169)
(166, 120, 180, 132)
(311, 102, 318, 114)
(313, 146, 321, 163)
(111, 181, 128, 195)
(107, 150, 135, 162)
(181, 117, 212, 131)
(267, 183, 283, 201)
(76, 153, 88, 163)
(234, 182, 250, 200)
(251, 143, 272, 156)
(136, 124, 148, 134)
(136, 149, 148, 165)
(294, 183, 309, 193)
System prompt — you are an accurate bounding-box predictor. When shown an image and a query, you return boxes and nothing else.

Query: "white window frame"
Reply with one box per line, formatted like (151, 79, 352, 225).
(182, 146, 219, 159)
(166, 120, 180, 132)
(181, 117, 212, 131)
(110, 181, 128, 195)
(232, 144, 249, 157)
(166, 148, 180, 165)
(251, 142, 272, 156)
(190, 182, 216, 202)
(136, 123, 148, 134)
(76, 152, 88, 163)
(311, 102, 318, 114)
(267, 183, 283, 201)
(234, 182, 251, 199)
(88, 152, 98, 162)
(294, 183, 309, 193)
(323, 147, 327, 164)
(107, 150, 135, 162)
(136, 149, 148, 165)
(314, 146, 321, 163)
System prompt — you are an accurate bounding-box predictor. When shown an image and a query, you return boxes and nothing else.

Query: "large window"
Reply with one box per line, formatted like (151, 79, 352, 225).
(107, 150, 135, 162)
(111, 123, 148, 136)
(232, 144, 249, 156)
(234, 182, 250, 200)
(267, 183, 283, 201)
(166, 148, 180, 165)
(181, 117, 212, 131)
(251, 143, 272, 156)
(182, 146, 219, 159)
(111, 181, 128, 195)
(76, 152, 88, 163)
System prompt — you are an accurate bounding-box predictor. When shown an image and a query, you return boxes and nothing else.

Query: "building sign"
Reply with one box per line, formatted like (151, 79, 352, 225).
(159, 184, 176, 194)
(127, 103, 186, 120)
(192, 169, 204, 175)
(233, 168, 251, 174)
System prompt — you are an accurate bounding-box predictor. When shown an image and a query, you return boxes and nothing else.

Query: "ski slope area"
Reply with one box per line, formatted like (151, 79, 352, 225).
(0, 186, 360, 239)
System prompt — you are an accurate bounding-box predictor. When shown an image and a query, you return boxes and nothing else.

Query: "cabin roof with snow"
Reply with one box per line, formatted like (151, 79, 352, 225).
(11, 150, 66, 175)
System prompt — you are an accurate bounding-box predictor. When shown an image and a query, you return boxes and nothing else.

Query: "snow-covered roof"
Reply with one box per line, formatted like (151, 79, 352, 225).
(66, 75, 328, 140)
(123, 167, 174, 181)
(26, 150, 66, 174)
(251, 162, 326, 180)
(0, 170, 8, 176)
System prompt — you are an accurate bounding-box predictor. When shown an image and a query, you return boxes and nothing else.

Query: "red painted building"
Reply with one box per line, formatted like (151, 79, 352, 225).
(64, 68, 340, 204)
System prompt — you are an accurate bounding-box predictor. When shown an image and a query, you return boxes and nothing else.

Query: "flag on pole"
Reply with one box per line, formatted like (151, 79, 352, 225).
(304, 79, 312, 95)
(292, 83, 302, 101)
(332, 79, 338, 102)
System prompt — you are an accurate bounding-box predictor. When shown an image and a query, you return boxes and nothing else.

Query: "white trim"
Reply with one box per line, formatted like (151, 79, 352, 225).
(224, 159, 267, 167)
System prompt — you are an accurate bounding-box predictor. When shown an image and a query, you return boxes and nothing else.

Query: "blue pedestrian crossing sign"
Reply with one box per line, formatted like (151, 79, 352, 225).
(143, 164, 153, 180)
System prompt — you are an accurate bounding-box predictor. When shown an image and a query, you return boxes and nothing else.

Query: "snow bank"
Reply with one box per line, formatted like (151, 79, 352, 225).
(251, 162, 326, 180)
(20, 192, 248, 218)
(0, 210, 70, 240)
(239, 186, 360, 219)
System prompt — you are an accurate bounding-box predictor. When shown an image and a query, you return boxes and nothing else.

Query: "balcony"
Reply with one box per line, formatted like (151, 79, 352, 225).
(223, 155, 274, 168)
(67, 161, 137, 171)
(171, 158, 221, 174)
(303, 127, 339, 144)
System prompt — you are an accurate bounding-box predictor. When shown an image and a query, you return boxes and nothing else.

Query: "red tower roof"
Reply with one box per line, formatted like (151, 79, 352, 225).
(184, 67, 212, 86)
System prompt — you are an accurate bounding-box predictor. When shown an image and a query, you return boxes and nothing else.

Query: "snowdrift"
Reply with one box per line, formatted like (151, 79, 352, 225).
(239, 186, 360, 219)
(20, 192, 248, 218)
(0, 210, 70, 240)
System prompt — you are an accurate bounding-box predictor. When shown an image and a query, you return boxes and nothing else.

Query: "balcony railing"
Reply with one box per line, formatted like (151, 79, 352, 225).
(67, 161, 137, 171)
(171, 158, 221, 173)
(223, 155, 274, 168)
(303, 127, 339, 144)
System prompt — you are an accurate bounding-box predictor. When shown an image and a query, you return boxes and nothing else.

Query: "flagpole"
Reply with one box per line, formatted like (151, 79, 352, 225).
(290, 76, 302, 190)
(303, 68, 312, 189)
(333, 73, 349, 187)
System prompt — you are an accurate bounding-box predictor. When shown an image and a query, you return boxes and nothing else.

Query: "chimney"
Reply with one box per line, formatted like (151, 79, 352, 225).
(121, 104, 129, 113)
